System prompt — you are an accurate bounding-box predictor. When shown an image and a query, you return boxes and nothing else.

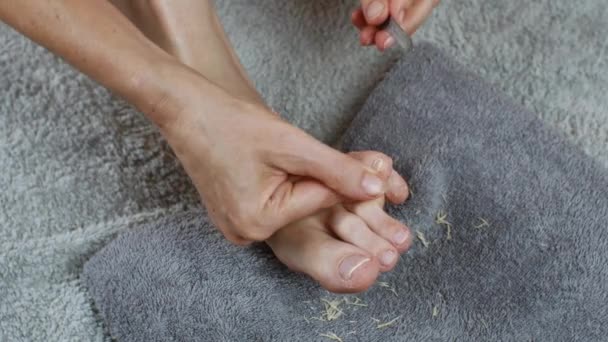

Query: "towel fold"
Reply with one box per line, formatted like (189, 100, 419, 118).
(83, 43, 608, 341)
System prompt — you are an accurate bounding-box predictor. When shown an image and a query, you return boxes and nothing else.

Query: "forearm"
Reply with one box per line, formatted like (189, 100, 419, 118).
(111, 0, 262, 104)
(0, 0, 196, 122)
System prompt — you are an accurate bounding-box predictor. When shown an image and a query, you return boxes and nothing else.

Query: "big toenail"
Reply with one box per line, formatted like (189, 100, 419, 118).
(393, 230, 408, 245)
(380, 250, 396, 266)
(339, 255, 371, 280)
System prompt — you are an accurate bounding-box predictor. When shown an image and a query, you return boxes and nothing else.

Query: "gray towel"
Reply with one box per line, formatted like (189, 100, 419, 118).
(82, 43, 608, 341)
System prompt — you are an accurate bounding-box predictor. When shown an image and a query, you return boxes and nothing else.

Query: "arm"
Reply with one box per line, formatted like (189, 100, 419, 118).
(0, 0, 398, 244)
(0, 0, 193, 123)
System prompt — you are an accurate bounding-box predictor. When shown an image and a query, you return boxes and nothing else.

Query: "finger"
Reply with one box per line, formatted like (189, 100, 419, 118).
(347, 151, 393, 181)
(360, 25, 378, 46)
(347, 150, 408, 204)
(400, 0, 436, 35)
(386, 170, 409, 204)
(351, 8, 367, 29)
(360, 0, 390, 25)
(264, 179, 341, 231)
(329, 206, 399, 271)
(374, 30, 395, 51)
(346, 201, 413, 253)
(388, 0, 414, 22)
(300, 147, 400, 203)
(273, 130, 388, 200)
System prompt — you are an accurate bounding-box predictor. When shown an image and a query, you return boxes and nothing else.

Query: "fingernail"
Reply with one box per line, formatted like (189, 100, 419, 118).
(371, 158, 384, 172)
(362, 173, 384, 196)
(380, 250, 396, 266)
(393, 230, 409, 245)
(339, 255, 371, 280)
(366, 1, 385, 20)
(384, 36, 395, 50)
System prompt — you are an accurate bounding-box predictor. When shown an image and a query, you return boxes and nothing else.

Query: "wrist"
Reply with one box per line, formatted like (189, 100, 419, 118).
(123, 56, 196, 127)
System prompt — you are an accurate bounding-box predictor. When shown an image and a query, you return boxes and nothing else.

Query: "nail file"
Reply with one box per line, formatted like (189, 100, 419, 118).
(379, 18, 413, 54)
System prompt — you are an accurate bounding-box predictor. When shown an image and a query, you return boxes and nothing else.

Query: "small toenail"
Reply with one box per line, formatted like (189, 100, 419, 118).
(393, 230, 408, 245)
(380, 250, 396, 266)
(384, 36, 395, 50)
(371, 158, 384, 172)
(339, 255, 371, 280)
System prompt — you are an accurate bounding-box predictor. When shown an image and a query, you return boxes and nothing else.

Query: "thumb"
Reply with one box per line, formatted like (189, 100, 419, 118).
(272, 132, 388, 201)
(360, 0, 390, 25)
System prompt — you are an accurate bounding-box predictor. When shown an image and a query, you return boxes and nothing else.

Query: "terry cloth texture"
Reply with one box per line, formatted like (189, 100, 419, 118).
(2, 1, 607, 340)
(83, 43, 608, 341)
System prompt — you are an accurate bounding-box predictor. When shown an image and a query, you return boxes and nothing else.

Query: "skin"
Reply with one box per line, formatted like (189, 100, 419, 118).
(0, 0, 396, 245)
(113, 0, 434, 292)
(0, 0, 436, 292)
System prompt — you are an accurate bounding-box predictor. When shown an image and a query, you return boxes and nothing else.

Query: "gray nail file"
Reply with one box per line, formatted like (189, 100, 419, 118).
(380, 18, 413, 54)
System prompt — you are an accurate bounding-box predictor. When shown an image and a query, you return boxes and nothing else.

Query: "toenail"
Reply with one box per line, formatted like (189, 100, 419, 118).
(380, 250, 396, 266)
(339, 255, 371, 280)
(362, 173, 384, 196)
(384, 36, 395, 50)
(399, 9, 407, 23)
(366, 1, 385, 20)
(393, 230, 408, 245)
(371, 158, 384, 172)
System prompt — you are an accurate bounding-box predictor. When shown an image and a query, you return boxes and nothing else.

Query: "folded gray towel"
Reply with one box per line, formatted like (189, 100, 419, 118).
(83, 43, 608, 341)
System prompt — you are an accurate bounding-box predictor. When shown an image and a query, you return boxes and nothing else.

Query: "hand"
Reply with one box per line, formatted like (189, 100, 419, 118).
(268, 151, 412, 293)
(352, 0, 440, 51)
(158, 76, 409, 245)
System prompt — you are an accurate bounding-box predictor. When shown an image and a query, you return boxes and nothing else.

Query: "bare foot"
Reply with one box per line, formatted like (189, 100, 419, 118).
(268, 152, 412, 293)
(112, 0, 413, 292)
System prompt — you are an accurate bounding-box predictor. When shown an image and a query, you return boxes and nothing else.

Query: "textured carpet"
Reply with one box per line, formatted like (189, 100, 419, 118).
(0, 0, 606, 340)
(83, 43, 608, 341)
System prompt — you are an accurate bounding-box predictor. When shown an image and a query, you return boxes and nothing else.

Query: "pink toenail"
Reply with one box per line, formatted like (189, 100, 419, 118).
(384, 36, 395, 50)
(393, 230, 408, 245)
(380, 250, 396, 266)
(339, 255, 371, 280)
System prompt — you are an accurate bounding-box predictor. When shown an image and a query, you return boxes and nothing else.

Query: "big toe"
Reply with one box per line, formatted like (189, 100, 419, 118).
(267, 217, 380, 293)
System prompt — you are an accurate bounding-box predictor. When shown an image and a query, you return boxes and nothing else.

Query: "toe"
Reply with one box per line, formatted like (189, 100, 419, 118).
(386, 170, 410, 204)
(266, 216, 380, 293)
(328, 206, 399, 272)
(346, 201, 413, 253)
(374, 30, 395, 51)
